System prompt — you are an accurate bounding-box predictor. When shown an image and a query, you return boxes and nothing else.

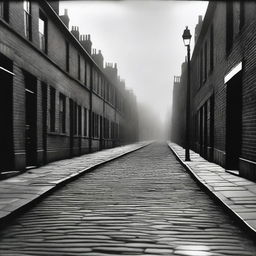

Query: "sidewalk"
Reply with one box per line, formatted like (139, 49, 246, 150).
(0, 141, 150, 226)
(168, 141, 256, 238)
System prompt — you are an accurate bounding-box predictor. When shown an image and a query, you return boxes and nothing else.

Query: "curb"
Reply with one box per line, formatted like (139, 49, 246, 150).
(0, 142, 152, 229)
(167, 142, 256, 240)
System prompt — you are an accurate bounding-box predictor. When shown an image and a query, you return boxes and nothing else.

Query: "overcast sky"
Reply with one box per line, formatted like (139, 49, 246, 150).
(59, 1, 208, 124)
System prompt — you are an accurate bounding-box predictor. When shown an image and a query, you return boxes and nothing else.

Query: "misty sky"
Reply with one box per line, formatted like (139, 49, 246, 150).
(59, 1, 208, 124)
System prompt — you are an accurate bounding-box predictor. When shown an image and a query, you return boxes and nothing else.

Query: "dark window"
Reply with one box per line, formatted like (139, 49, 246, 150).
(91, 112, 99, 138)
(0, 2, 9, 22)
(91, 112, 94, 137)
(65, 41, 69, 72)
(39, 11, 47, 53)
(104, 118, 109, 139)
(78, 54, 81, 80)
(59, 93, 66, 133)
(226, 2, 233, 54)
(84, 62, 87, 85)
(111, 122, 115, 139)
(83, 108, 88, 137)
(78, 105, 81, 136)
(24, 0, 32, 41)
(204, 41, 207, 81)
(95, 71, 98, 92)
(86, 63, 90, 87)
(73, 103, 77, 135)
(50, 87, 56, 132)
(200, 49, 203, 87)
(239, 1, 245, 31)
(210, 25, 214, 72)
(95, 114, 99, 138)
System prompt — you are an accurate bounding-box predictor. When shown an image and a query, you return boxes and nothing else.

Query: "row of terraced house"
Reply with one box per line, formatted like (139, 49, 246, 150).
(172, 2, 256, 181)
(0, 1, 138, 174)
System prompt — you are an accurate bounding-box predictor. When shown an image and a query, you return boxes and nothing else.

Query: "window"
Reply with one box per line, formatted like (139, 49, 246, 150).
(0, 2, 9, 22)
(111, 122, 115, 139)
(39, 11, 47, 53)
(24, 0, 32, 40)
(59, 93, 66, 133)
(204, 41, 207, 81)
(83, 108, 88, 137)
(78, 54, 81, 80)
(65, 41, 69, 72)
(226, 2, 233, 54)
(78, 105, 82, 136)
(95, 114, 99, 138)
(50, 87, 56, 132)
(91, 112, 94, 137)
(210, 25, 214, 72)
(73, 103, 77, 135)
(95, 71, 98, 92)
(104, 118, 109, 139)
(86, 63, 90, 87)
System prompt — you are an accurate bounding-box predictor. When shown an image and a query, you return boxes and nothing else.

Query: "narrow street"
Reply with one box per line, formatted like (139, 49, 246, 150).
(0, 143, 256, 256)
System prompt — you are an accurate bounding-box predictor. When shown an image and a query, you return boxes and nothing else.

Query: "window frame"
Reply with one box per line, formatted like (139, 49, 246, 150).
(24, 0, 32, 41)
(39, 10, 48, 53)
(49, 87, 56, 132)
(59, 93, 66, 134)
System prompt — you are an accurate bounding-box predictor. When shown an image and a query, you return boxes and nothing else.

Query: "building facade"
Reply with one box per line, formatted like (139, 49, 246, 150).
(172, 2, 256, 181)
(0, 1, 138, 174)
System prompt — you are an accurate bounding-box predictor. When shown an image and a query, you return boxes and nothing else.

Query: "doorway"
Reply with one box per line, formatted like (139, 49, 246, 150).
(24, 72, 37, 167)
(0, 54, 14, 172)
(41, 82, 47, 164)
(226, 72, 242, 169)
(69, 99, 74, 157)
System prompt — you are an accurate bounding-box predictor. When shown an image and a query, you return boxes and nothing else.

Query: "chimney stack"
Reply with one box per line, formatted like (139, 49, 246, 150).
(195, 15, 203, 44)
(80, 34, 92, 55)
(59, 9, 70, 28)
(71, 26, 80, 41)
(92, 49, 104, 68)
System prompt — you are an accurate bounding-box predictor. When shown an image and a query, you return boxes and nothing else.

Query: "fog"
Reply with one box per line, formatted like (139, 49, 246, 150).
(59, 0, 208, 141)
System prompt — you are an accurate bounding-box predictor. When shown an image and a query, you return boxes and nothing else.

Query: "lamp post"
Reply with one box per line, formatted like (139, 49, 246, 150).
(182, 26, 192, 161)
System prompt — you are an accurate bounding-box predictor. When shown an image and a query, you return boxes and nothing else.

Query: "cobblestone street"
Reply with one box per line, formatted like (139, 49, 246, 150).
(0, 143, 256, 256)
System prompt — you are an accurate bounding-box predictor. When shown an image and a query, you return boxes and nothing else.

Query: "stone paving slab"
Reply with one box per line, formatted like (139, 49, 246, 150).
(168, 141, 256, 237)
(0, 141, 150, 225)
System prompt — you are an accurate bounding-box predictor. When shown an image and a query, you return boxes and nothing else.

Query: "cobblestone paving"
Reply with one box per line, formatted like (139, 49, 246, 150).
(0, 143, 256, 256)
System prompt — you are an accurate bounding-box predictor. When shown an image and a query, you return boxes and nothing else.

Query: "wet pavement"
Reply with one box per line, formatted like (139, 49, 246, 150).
(0, 143, 256, 255)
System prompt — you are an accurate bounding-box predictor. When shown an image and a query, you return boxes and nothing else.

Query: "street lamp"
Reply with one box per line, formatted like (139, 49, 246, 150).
(182, 26, 191, 161)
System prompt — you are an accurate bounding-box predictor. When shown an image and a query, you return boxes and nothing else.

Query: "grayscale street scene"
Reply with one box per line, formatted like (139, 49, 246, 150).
(0, 1, 256, 255)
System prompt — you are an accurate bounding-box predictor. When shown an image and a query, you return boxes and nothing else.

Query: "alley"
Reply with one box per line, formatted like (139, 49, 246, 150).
(0, 143, 256, 256)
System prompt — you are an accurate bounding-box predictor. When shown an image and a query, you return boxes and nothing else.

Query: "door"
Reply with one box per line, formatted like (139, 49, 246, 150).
(69, 99, 74, 157)
(25, 72, 37, 167)
(99, 116, 103, 150)
(42, 82, 47, 164)
(226, 72, 242, 169)
(0, 54, 14, 172)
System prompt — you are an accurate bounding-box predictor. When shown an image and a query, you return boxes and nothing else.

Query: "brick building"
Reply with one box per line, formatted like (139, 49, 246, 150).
(171, 64, 186, 148)
(0, 1, 138, 174)
(172, 2, 256, 181)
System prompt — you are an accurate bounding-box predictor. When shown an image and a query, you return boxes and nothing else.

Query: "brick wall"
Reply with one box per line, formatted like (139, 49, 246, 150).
(187, 2, 256, 180)
(0, 0, 138, 171)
